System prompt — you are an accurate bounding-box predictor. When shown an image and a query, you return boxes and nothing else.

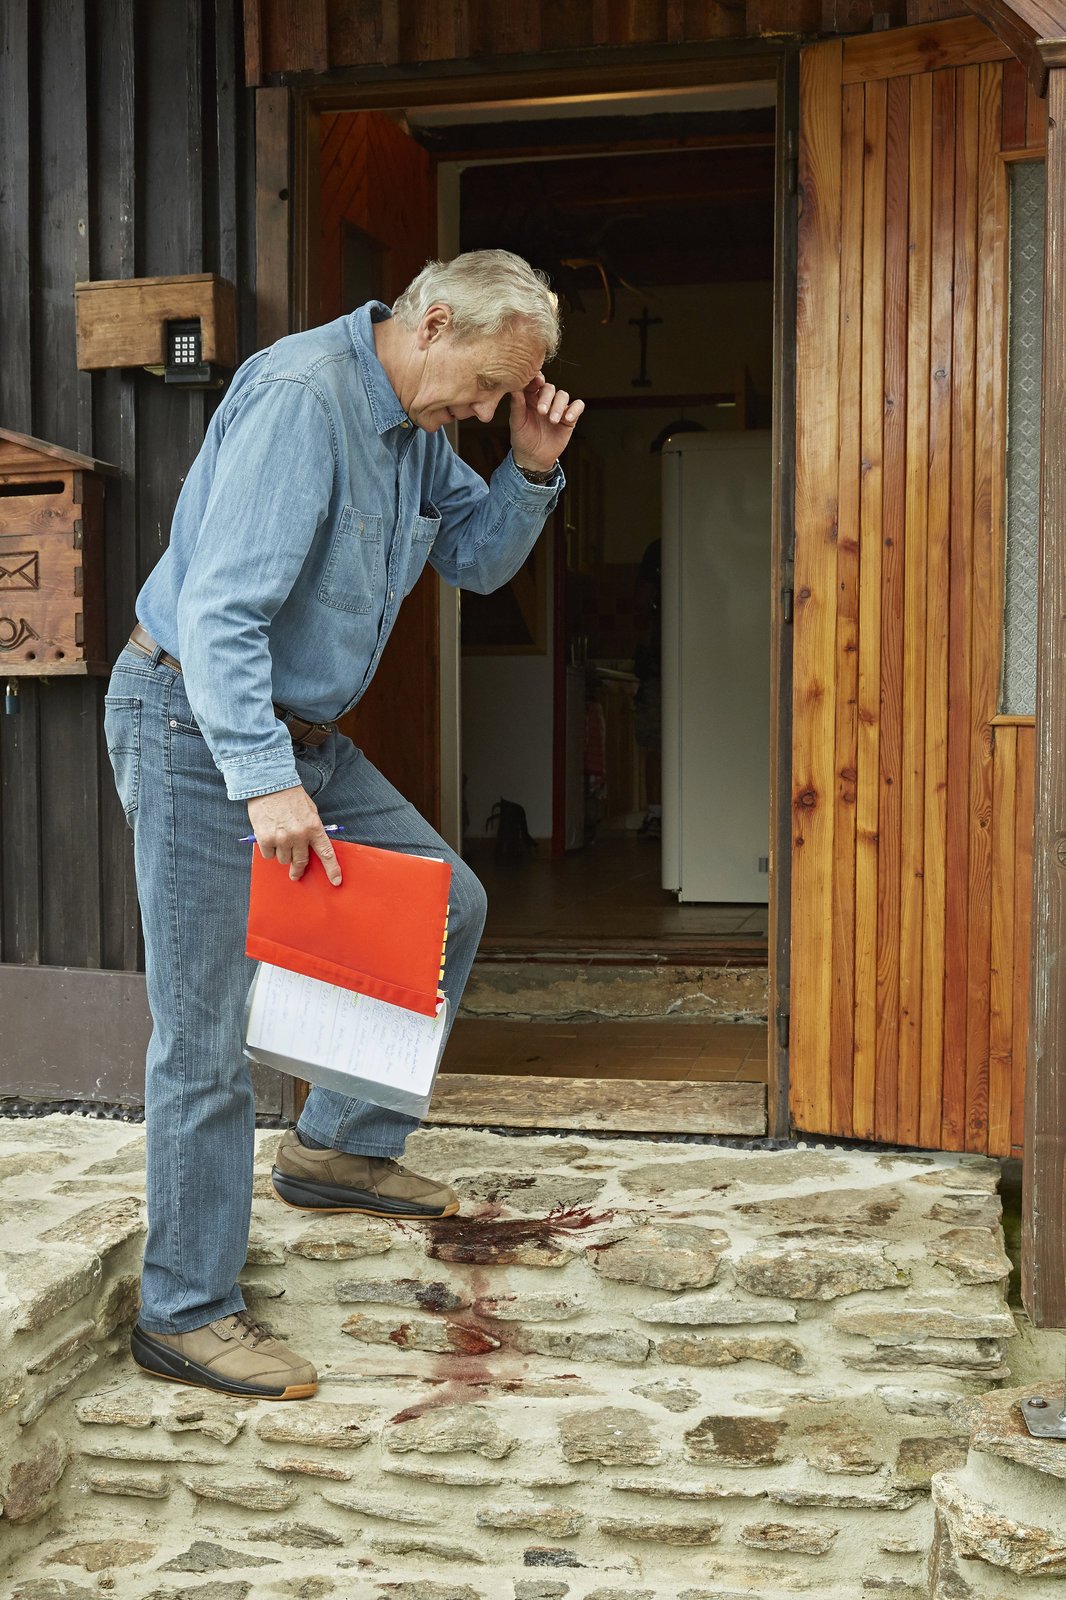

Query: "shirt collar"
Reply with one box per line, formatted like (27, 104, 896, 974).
(348, 301, 412, 436)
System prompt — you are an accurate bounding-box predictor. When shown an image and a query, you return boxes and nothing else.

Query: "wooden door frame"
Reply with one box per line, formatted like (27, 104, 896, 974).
(769, 50, 799, 1142)
(1024, 54, 1066, 1329)
(257, 42, 799, 1141)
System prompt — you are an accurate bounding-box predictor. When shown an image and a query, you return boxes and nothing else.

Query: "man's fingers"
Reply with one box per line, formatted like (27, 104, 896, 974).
(525, 382, 584, 427)
(548, 390, 571, 424)
(245, 789, 337, 883)
(311, 832, 343, 886)
(268, 829, 340, 886)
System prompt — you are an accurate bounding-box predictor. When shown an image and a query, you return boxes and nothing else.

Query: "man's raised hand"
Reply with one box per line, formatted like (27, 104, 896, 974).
(509, 372, 585, 474)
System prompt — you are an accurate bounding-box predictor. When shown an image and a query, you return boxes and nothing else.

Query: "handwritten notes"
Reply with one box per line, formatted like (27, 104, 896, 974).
(245, 961, 448, 1118)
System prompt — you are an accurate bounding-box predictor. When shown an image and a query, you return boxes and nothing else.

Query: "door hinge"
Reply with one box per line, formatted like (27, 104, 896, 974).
(777, 1009, 790, 1051)
(786, 129, 799, 197)
(782, 586, 794, 624)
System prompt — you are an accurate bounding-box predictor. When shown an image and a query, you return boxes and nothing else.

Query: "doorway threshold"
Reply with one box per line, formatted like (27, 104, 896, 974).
(429, 1071, 765, 1136)
(435, 1017, 769, 1136)
(476, 934, 770, 968)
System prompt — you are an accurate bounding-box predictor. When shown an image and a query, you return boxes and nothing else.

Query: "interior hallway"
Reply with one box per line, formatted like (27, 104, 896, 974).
(464, 834, 770, 954)
(444, 836, 771, 1089)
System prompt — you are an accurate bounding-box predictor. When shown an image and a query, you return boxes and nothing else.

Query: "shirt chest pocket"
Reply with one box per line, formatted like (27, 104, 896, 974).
(405, 505, 442, 595)
(318, 507, 382, 615)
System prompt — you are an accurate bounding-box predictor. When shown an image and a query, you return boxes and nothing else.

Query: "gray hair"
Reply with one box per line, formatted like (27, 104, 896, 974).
(393, 249, 560, 360)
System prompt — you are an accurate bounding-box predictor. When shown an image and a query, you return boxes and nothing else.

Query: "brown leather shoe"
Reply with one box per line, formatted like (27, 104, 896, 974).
(271, 1128, 460, 1218)
(131, 1310, 317, 1400)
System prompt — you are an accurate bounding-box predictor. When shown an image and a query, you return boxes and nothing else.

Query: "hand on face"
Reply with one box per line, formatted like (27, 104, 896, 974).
(509, 373, 585, 474)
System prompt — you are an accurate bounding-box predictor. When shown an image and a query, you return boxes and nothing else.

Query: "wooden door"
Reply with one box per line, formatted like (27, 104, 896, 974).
(790, 20, 1044, 1156)
(319, 111, 441, 824)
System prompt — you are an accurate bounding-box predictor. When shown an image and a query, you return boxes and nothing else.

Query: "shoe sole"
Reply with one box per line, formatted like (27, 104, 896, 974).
(130, 1325, 317, 1401)
(271, 1166, 460, 1218)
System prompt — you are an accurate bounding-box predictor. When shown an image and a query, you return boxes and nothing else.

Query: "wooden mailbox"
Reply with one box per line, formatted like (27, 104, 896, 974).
(0, 429, 116, 676)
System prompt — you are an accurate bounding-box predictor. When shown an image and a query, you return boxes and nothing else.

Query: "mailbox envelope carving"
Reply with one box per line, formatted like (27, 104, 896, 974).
(0, 429, 116, 676)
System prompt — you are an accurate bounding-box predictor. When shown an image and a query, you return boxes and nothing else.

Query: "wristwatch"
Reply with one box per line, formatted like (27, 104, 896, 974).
(516, 460, 558, 485)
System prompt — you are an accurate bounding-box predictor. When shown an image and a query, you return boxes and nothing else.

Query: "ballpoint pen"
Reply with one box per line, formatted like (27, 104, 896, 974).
(238, 824, 348, 843)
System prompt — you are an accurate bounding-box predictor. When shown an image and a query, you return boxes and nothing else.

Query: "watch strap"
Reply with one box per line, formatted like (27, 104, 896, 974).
(516, 460, 557, 485)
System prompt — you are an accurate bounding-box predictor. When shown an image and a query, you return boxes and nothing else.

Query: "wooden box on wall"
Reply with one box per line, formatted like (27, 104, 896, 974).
(0, 430, 116, 675)
(74, 273, 236, 370)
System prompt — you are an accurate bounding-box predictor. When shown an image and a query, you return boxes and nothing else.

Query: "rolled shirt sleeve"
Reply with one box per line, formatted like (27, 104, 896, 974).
(174, 377, 337, 801)
(427, 445, 565, 595)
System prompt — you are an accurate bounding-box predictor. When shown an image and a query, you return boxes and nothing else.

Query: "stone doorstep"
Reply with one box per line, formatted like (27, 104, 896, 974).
(927, 1387, 1066, 1598)
(931, 1450, 1066, 1581)
(0, 1117, 1024, 1598)
(9, 1536, 876, 1600)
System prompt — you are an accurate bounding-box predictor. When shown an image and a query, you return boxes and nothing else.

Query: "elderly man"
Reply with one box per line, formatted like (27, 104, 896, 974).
(105, 250, 582, 1401)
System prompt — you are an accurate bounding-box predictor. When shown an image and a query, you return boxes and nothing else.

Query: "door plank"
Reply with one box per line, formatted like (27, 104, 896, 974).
(966, 63, 1006, 1153)
(918, 67, 956, 1151)
(1000, 57, 1028, 150)
(989, 722, 1016, 1155)
(791, 40, 844, 1135)
(0, 0, 32, 433)
(898, 71, 933, 1147)
(830, 80, 865, 1139)
(854, 76, 887, 1141)
(1012, 723, 1034, 1154)
(1025, 76, 1048, 150)
(942, 66, 979, 1151)
(842, 17, 1009, 84)
(874, 72, 910, 1145)
(256, 88, 291, 352)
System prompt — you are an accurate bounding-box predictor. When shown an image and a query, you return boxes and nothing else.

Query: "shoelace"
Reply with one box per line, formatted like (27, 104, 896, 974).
(228, 1310, 271, 1348)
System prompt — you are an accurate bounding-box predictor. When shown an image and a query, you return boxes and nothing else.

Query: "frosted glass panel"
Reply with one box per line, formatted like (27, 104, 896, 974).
(1001, 159, 1045, 717)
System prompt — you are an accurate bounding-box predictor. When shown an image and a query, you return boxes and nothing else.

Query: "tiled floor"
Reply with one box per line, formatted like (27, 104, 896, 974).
(465, 833, 769, 950)
(442, 1017, 770, 1084)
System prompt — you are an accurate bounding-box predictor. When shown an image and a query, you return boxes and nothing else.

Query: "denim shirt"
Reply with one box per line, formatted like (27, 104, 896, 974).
(136, 301, 564, 802)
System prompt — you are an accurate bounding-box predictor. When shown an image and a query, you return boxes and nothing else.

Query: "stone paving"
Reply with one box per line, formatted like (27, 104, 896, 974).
(0, 1112, 1057, 1599)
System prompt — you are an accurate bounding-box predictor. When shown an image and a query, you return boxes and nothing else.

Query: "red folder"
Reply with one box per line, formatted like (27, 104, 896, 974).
(246, 839, 452, 1017)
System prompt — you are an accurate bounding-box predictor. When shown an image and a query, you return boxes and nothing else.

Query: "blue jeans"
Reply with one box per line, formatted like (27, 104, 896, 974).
(104, 643, 486, 1333)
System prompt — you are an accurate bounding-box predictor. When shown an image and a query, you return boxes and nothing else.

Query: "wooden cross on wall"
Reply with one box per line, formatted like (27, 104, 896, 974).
(629, 305, 662, 388)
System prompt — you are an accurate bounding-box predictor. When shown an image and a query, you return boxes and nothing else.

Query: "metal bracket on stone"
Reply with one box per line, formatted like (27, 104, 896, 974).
(1020, 1367, 1066, 1440)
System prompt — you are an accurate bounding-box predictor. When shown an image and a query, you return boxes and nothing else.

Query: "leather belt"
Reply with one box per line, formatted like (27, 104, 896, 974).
(127, 624, 337, 748)
(130, 621, 181, 672)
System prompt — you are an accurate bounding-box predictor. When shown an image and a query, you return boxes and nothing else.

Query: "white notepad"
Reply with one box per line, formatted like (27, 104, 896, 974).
(244, 961, 449, 1119)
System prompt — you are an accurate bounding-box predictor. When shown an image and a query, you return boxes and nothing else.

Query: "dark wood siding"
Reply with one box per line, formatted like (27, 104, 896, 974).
(245, 0, 973, 82)
(0, 0, 256, 977)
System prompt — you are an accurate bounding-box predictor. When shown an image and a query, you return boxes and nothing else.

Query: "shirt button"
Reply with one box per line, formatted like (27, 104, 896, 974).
(389, 589, 395, 601)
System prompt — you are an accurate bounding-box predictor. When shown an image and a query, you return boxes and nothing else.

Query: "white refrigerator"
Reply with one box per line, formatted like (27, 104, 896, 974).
(661, 432, 772, 903)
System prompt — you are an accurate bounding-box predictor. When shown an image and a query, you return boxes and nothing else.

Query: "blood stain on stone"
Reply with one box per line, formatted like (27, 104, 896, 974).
(423, 1207, 613, 1265)
(412, 1281, 458, 1313)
